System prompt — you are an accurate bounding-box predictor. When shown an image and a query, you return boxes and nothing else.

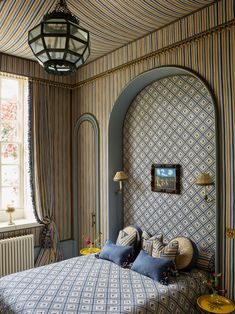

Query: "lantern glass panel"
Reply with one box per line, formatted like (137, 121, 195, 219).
(46, 18, 67, 22)
(29, 25, 41, 41)
(44, 36, 66, 49)
(30, 38, 44, 54)
(65, 53, 79, 63)
(70, 25, 88, 41)
(49, 52, 65, 59)
(69, 38, 86, 53)
(76, 58, 83, 68)
(44, 22, 67, 34)
(37, 52, 49, 63)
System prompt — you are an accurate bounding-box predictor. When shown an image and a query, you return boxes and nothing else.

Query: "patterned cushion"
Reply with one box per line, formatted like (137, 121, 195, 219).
(196, 251, 215, 272)
(116, 225, 142, 249)
(141, 231, 163, 255)
(152, 239, 179, 260)
(173, 237, 198, 270)
(116, 229, 137, 246)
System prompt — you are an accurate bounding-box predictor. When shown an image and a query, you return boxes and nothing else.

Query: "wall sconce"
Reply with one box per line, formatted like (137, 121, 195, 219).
(195, 173, 214, 202)
(113, 171, 128, 193)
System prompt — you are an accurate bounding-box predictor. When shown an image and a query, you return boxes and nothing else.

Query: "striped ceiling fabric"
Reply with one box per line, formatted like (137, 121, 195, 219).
(0, 0, 215, 63)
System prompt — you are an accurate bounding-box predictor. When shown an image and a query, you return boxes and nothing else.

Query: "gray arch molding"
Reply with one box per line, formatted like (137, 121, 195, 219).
(108, 65, 220, 271)
(73, 113, 100, 255)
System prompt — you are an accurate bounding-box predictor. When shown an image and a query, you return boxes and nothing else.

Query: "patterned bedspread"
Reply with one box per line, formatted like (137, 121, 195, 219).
(0, 254, 208, 314)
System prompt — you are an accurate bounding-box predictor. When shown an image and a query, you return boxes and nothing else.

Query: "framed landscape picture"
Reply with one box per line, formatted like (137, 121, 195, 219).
(151, 164, 180, 194)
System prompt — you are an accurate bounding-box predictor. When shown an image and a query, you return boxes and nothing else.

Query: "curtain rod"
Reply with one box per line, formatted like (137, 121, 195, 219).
(28, 77, 71, 89)
(0, 70, 72, 89)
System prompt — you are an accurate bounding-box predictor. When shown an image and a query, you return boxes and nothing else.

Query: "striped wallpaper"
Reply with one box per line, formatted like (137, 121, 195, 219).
(0, 0, 234, 300)
(76, 0, 234, 83)
(75, 121, 97, 251)
(0, 0, 214, 63)
(72, 0, 235, 299)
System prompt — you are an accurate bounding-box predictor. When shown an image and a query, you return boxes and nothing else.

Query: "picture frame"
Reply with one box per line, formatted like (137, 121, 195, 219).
(151, 164, 180, 194)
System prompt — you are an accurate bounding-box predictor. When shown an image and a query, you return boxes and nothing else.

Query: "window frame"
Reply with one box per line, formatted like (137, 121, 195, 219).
(0, 74, 35, 224)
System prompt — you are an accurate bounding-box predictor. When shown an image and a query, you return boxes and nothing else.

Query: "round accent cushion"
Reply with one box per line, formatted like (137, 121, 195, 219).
(172, 237, 198, 271)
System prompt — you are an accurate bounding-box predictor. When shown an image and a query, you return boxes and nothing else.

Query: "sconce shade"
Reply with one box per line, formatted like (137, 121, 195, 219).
(195, 173, 214, 186)
(113, 171, 128, 182)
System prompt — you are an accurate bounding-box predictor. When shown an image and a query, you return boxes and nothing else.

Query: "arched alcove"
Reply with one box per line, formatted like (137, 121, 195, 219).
(108, 66, 220, 269)
(74, 113, 100, 255)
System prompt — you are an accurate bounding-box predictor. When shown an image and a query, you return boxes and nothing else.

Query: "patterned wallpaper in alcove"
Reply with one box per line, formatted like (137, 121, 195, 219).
(123, 75, 216, 252)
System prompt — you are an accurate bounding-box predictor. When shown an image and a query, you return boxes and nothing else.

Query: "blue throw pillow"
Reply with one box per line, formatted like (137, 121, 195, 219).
(99, 240, 133, 266)
(131, 250, 174, 284)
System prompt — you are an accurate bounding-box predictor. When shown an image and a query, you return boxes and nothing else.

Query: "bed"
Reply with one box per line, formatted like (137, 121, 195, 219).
(0, 254, 208, 314)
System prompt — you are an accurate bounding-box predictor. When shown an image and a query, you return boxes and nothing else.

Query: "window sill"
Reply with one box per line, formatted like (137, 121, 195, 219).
(0, 219, 43, 233)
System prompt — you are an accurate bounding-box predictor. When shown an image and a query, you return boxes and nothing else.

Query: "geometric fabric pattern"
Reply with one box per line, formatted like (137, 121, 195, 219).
(116, 229, 137, 246)
(142, 232, 163, 255)
(152, 239, 179, 260)
(0, 254, 208, 314)
(123, 75, 216, 252)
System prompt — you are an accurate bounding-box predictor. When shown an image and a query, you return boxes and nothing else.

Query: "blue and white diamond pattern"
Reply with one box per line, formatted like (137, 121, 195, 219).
(123, 75, 216, 251)
(0, 255, 208, 313)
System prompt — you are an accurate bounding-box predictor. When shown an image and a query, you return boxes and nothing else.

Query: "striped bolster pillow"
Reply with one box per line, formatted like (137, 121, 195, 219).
(116, 230, 137, 246)
(196, 251, 215, 272)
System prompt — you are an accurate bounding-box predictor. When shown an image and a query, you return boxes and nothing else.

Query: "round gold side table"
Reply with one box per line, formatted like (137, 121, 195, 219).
(197, 294, 235, 314)
(80, 247, 101, 255)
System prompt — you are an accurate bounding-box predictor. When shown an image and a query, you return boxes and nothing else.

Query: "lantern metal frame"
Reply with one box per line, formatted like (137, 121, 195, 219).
(28, 0, 90, 75)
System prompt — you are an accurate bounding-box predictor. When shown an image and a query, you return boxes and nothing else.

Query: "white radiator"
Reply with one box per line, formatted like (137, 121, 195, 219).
(0, 234, 34, 277)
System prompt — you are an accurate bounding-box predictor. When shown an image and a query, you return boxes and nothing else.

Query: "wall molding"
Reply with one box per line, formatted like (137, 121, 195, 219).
(73, 113, 100, 255)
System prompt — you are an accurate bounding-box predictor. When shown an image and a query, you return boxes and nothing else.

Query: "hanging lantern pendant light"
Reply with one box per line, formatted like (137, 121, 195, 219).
(28, 0, 90, 75)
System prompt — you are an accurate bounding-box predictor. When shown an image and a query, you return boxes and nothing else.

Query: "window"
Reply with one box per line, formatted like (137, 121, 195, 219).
(0, 75, 34, 223)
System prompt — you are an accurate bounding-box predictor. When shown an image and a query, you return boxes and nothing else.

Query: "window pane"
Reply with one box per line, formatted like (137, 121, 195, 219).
(1, 143, 19, 164)
(2, 165, 19, 186)
(2, 186, 19, 208)
(0, 122, 18, 141)
(1, 79, 19, 101)
(0, 100, 17, 121)
(0, 76, 34, 218)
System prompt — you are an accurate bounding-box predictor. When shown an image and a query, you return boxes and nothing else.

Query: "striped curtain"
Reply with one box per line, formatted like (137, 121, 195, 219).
(29, 80, 64, 266)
